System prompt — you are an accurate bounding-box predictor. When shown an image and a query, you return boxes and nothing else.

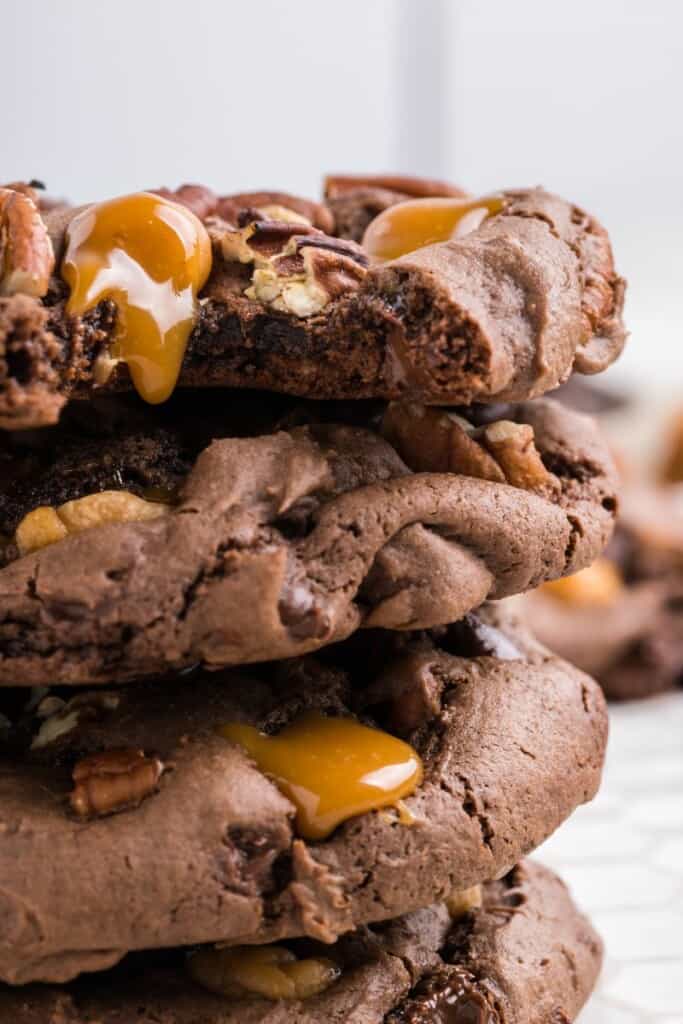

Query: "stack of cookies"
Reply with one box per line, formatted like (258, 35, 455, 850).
(0, 174, 626, 1022)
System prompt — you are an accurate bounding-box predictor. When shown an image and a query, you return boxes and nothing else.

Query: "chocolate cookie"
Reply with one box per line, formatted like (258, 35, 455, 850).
(0, 183, 625, 428)
(0, 392, 617, 686)
(526, 485, 683, 700)
(0, 606, 607, 984)
(0, 862, 602, 1023)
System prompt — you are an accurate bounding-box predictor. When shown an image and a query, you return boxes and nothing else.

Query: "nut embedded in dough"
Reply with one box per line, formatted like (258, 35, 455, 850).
(15, 489, 170, 556)
(70, 747, 165, 819)
(381, 402, 505, 480)
(481, 419, 558, 493)
(214, 217, 368, 317)
(446, 884, 483, 918)
(187, 945, 340, 1001)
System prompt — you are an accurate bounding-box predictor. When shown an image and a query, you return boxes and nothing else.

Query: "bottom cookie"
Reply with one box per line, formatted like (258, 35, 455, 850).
(1, 861, 601, 1023)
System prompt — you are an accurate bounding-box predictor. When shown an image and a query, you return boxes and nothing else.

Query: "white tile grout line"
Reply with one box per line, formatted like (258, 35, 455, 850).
(537, 691, 683, 1022)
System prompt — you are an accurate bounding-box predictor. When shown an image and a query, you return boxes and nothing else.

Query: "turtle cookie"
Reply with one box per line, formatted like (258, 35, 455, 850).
(0, 391, 617, 686)
(0, 181, 625, 428)
(0, 862, 602, 1024)
(0, 605, 606, 984)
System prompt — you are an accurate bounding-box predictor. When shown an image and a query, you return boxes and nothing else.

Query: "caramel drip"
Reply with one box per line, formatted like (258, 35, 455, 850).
(62, 192, 211, 404)
(220, 711, 423, 840)
(362, 194, 506, 262)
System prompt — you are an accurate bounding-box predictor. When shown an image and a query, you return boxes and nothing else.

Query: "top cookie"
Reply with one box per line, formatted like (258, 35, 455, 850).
(0, 179, 625, 428)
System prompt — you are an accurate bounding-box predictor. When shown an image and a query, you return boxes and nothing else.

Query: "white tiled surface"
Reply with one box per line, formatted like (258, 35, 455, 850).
(538, 692, 683, 1023)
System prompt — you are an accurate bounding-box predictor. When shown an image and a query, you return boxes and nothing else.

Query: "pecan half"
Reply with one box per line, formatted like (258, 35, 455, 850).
(1, 180, 45, 204)
(153, 183, 218, 220)
(32, 691, 120, 750)
(187, 945, 340, 1001)
(70, 748, 164, 819)
(324, 173, 466, 199)
(2, 180, 65, 215)
(0, 187, 54, 298)
(15, 490, 170, 557)
(446, 884, 482, 918)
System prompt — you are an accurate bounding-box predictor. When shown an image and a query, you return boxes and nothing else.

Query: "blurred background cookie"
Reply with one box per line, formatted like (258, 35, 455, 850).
(525, 388, 683, 699)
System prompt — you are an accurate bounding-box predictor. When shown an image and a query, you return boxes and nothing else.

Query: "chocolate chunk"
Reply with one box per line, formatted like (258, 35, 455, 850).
(389, 967, 496, 1023)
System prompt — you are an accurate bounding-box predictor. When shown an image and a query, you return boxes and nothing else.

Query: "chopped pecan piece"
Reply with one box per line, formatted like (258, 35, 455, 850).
(70, 748, 164, 819)
(381, 403, 505, 481)
(213, 218, 368, 317)
(382, 404, 558, 494)
(32, 691, 121, 750)
(0, 187, 54, 298)
(445, 884, 482, 918)
(480, 420, 557, 492)
(1, 180, 45, 204)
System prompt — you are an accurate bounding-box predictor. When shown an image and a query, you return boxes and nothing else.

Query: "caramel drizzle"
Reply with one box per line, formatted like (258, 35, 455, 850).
(62, 192, 211, 404)
(220, 711, 423, 840)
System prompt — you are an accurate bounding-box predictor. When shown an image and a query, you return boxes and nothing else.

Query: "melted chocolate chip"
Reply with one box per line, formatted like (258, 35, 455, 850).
(391, 967, 497, 1023)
